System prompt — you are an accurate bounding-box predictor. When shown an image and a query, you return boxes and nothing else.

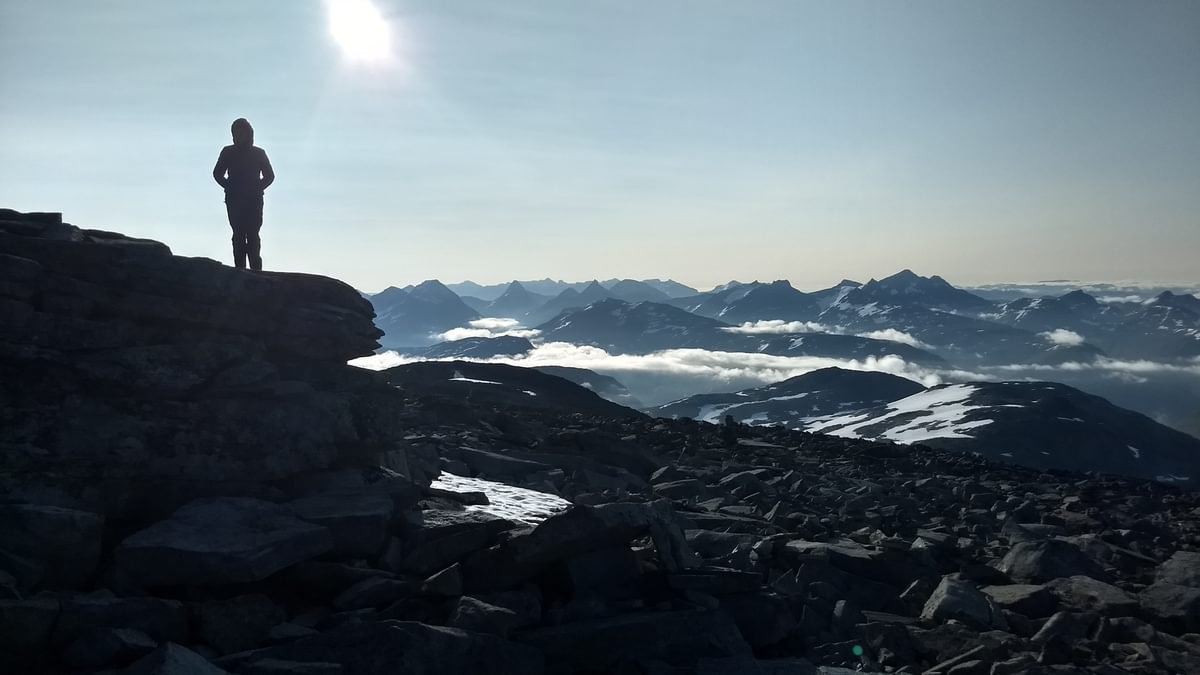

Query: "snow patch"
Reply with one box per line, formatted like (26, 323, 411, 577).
(806, 384, 994, 444)
(431, 472, 571, 525)
(450, 377, 502, 385)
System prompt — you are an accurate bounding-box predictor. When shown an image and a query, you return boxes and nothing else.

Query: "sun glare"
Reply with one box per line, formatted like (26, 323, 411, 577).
(327, 0, 392, 64)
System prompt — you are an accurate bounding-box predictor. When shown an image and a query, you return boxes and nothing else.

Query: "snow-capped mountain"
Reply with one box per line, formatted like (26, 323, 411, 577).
(651, 367, 925, 426)
(804, 381, 1200, 486)
(369, 281, 481, 347)
(987, 290, 1200, 360)
(840, 270, 996, 314)
(667, 281, 764, 317)
(986, 290, 1122, 333)
(750, 333, 949, 366)
(535, 299, 949, 363)
(809, 279, 863, 310)
(818, 295, 1104, 365)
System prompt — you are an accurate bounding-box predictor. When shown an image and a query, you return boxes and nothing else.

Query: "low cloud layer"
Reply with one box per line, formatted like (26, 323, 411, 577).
(1040, 328, 1086, 347)
(856, 329, 932, 349)
(723, 320, 932, 350)
(353, 341, 987, 404)
(721, 320, 830, 334)
(988, 356, 1200, 378)
(435, 317, 542, 341)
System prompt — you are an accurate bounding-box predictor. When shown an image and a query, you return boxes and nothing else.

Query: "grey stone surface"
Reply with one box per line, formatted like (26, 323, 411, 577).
(115, 498, 332, 586)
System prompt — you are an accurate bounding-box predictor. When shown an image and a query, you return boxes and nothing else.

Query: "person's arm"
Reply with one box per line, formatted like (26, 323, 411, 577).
(259, 149, 275, 191)
(212, 148, 229, 188)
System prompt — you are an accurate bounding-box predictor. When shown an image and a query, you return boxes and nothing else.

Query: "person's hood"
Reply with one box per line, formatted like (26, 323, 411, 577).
(231, 118, 254, 146)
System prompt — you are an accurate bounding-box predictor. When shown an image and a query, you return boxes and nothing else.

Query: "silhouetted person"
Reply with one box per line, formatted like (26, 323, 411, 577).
(213, 118, 274, 270)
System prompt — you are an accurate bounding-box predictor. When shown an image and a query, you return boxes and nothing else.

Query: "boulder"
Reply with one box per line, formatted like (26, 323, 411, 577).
(61, 627, 157, 669)
(720, 592, 798, 649)
(1030, 610, 1099, 647)
(0, 596, 60, 668)
(696, 656, 819, 674)
(217, 620, 543, 675)
(654, 479, 709, 501)
(332, 577, 418, 611)
(462, 500, 699, 592)
(1156, 551, 1200, 588)
(232, 658, 348, 672)
(289, 493, 393, 559)
(1045, 575, 1138, 616)
(981, 584, 1057, 618)
(920, 575, 1004, 630)
(233, 659, 345, 675)
(474, 586, 543, 630)
(0, 503, 103, 590)
(196, 594, 287, 655)
(449, 596, 521, 638)
(1139, 582, 1200, 633)
(115, 498, 333, 586)
(54, 592, 190, 647)
(119, 642, 231, 675)
(421, 563, 463, 597)
(998, 540, 1106, 584)
(517, 609, 751, 670)
(284, 467, 423, 509)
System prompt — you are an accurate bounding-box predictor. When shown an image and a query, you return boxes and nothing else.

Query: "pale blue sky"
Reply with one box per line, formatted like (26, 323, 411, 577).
(2, 1, 1197, 292)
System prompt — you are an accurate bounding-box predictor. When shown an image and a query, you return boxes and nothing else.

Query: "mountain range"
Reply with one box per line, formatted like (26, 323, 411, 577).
(364, 269, 1200, 469)
(370, 269, 1200, 363)
(654, 367, 1200, 486)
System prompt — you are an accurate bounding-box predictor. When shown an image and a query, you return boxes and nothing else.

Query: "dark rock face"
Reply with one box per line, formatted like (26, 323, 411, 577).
(5, 213, 1200, 674)
(0, 503, 103, 591)
(115, 498, 334, 587)
(0, 209, 430, 521)
(219, 621, 544, 675)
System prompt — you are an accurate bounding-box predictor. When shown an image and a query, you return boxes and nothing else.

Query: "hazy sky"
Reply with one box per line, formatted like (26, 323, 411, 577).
(2, 1, 1197, 292)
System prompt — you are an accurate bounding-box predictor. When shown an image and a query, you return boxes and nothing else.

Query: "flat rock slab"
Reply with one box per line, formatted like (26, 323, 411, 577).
(217, 620, 543, 675)
(289, 493, 393, 559)
(921, 576, 1000, 630)
(115, 498, 332, 586)
(121, 643, 231, 675)
(981, 584, 1057, 618)
(517, 609, 750, 670)
(0, 503, 104, 590)
(1157, 551, 1200, 588)
(1046, 575, 1138, 616)
(998, 540, 1105, 584)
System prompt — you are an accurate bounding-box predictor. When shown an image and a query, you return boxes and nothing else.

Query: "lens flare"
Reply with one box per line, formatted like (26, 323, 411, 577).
(327, 0, 391, 64)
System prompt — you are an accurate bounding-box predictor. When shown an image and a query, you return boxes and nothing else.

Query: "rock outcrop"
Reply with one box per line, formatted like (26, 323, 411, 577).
(0, 209, 435, 522)
(3, 211, 1200, 675)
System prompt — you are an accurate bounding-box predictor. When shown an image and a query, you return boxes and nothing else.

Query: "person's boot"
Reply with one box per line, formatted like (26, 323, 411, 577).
(232, 236, 247, 269)
(250, 255, 262, 271)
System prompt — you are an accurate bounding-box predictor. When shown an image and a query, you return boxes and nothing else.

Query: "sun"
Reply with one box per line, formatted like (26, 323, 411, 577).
(327, 0, 392, 64)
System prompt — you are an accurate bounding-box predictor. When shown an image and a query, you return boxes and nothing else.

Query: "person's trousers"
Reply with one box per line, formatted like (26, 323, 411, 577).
(226, 196, 264, 271)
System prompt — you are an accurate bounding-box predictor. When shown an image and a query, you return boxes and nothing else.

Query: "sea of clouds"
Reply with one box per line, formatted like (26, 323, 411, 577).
(354, 316, 1200, 436)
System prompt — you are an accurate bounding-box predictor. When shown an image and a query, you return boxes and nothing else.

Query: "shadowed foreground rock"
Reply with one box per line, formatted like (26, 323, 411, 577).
(3, 211, 1200, 675)
(0, 208, 437, 523)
